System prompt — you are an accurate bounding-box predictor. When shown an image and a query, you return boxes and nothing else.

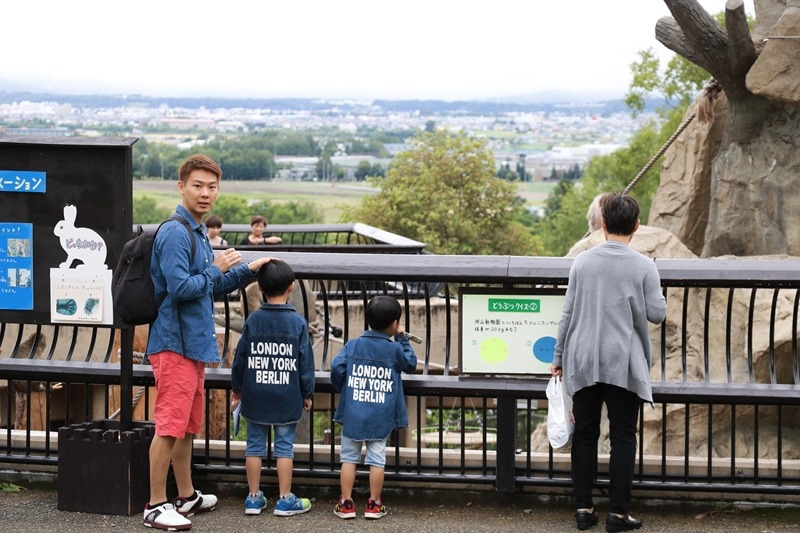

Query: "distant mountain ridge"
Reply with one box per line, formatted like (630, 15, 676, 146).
(0, 84, 664, 114)
(487, 89, 627, 104)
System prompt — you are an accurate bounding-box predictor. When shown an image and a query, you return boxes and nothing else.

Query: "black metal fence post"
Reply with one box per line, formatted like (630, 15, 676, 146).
(120, 326, 134, 432)
(495, 396, 516, 493)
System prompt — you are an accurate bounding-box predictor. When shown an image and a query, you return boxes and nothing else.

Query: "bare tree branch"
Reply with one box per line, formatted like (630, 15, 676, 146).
(725, 0, 757, 83)
(657, 0, 755, 101)
(655, 17, 703, 63)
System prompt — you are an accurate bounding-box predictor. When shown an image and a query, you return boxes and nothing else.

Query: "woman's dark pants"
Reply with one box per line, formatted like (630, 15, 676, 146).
(570, 383, 641, 515)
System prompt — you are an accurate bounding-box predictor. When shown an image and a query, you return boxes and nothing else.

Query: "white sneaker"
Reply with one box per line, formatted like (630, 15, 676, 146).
(143, 502, 192, 531)
(174, 490, 218, 517)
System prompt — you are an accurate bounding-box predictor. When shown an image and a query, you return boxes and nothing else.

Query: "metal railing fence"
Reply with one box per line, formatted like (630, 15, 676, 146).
(2, 254, 800, 500)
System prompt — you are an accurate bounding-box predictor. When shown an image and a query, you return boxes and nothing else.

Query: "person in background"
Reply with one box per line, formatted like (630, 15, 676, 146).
(205, 214, 227, 246)
(330, 295, 417, 520)
(586, 192, 613, 234)
(143, 154, 273, 532)
(551, 193, 666, 533)
(241, 215, 282, 245)
(231, 259, 315, 517)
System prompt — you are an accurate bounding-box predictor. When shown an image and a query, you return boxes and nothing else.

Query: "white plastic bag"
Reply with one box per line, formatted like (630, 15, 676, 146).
(546, 376, 575, 449)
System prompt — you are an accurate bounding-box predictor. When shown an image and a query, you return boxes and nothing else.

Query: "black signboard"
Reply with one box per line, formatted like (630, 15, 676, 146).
(0, 135, 137, 325)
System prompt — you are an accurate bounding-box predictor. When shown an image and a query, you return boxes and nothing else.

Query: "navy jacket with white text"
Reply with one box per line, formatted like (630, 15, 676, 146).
(231, 303, 315, 425)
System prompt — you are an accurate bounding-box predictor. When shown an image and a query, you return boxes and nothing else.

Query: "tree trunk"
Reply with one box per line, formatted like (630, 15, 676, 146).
(655, 0, 800, 256)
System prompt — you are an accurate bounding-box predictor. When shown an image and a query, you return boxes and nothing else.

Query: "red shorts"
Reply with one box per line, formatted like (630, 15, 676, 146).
(150, 351, 205, 438)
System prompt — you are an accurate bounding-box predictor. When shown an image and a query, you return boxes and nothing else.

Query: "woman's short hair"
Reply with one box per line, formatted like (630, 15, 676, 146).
(250, 215, 267, 226)
(205, 214, 223, 229)
(601, 194, 640, 236)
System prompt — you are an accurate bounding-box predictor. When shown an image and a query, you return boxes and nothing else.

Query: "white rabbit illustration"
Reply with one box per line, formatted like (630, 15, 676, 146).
(54, 204, 108, 269)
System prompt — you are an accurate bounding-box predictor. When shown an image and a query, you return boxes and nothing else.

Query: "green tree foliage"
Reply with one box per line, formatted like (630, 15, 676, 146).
(132, 195, 172, 224)
(370, 163, 385, 178)
(339, 130, 542, 256)
(354, 160, 385, 181)
(348, 137, 387, 156)
(533, 123, 664, 256)
(249, 200, 324, 224)
(132, 132, 322, 181)
(533, 25, 722, 257)
(354, 160, 372, 181)
(134, 139, 181, 179)
(564, 163, 582, 180)
(496, 163, 517, 181)
(204, 197, 324, 227)
(131, 130, 409, 182)
(625, 10, 749, 118)
(625, 49, 710, 117)
(315, 141, 340, 181)
(208, 195, 252, 224)
(515, 159, 530, 181)
(274, 132, 319, 156)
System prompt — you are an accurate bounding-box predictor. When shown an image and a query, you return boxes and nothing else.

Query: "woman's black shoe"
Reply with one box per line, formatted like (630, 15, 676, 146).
(575, 510, 599, 530)
(605, 514, 642, 532)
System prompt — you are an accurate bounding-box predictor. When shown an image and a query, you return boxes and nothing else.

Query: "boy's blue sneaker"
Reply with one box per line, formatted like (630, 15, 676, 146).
(245, 491, 267, 515)
(273, 493, 312, 516)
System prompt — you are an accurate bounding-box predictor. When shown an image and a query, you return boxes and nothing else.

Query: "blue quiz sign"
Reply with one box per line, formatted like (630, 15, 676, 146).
(0, 222, 34, 310)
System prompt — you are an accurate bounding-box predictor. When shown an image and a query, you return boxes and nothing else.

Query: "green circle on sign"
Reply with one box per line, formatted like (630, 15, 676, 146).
(479, 337, 509, 364)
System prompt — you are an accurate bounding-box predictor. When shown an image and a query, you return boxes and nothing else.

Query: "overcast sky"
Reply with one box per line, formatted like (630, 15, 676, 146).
(3, 0, 752, 101)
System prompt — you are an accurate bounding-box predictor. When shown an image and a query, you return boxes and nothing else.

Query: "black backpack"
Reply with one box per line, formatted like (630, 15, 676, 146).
(112, 216, 196, 325)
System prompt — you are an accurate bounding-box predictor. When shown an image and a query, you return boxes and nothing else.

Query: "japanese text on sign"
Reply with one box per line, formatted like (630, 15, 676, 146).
(488, 298, 539, 312)
(0, 222, 34, 310)
(0, 170, 47, 193)
(460, 288, 565, 375)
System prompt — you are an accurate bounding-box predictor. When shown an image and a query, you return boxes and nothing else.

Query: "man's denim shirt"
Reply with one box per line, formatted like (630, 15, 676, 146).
(146, 205, 254, 363)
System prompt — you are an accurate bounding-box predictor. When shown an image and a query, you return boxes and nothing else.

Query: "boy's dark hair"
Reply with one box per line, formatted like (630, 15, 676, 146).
(205, 214, 223, 229)
(256, 260, 295, 298)
(602, 193, 640, 236)
(365, 295, 402, 332)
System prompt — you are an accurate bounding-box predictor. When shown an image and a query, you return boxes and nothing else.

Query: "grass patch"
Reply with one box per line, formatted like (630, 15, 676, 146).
(742, 506, 800, 522)
(134, 180, 373, 223)
(1, 482, 21, 492)
(134, 179, 554, 223)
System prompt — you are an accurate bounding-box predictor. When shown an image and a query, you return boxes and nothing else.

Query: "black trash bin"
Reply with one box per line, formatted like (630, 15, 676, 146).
(57, 419, 154, 516)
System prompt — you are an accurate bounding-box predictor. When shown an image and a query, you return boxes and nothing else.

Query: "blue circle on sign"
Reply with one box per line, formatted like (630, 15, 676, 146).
(533, 336, 556, 363)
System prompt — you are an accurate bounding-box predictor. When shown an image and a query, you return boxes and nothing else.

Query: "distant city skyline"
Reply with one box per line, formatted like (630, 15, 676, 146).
(3, 1, 751, 101)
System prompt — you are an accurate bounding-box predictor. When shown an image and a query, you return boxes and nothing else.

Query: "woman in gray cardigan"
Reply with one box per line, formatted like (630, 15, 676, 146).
(551, 194, 666, 533)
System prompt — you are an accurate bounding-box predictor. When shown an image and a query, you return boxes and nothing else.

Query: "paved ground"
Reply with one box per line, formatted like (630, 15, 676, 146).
(1, 482, 800, 533)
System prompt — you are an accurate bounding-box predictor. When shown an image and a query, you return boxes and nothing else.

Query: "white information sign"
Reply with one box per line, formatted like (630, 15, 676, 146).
(459, 288, 565, 375)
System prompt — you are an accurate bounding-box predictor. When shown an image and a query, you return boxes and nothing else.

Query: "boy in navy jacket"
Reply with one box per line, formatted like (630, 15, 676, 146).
(231, 259, 315, 517)
(330, 295, 417, 519)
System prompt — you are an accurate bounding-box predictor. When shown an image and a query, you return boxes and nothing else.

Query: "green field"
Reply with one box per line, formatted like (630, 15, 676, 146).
(134, 179, 554, 223)
(134, 180, 376, 223)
